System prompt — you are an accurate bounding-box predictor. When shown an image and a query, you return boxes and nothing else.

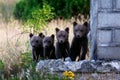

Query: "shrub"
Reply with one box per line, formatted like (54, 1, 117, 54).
(14, 52, 70, 80)
(65, 0, 90, 18)
(14, 0, 54, 33)
(14, 0, 90, 20)
(25, 3, 54, 33)
(13, 0, 25, 20)
(0, 60, 4, 79)
(0, 51, 71, 80)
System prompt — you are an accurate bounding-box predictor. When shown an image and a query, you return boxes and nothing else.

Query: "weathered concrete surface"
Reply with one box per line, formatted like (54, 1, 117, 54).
(98, 30, 112, 44)
(99, 0, 112, 9)
(90, 0, 120, 60)
(90, 0, 98, 60)
(115, 30, 120, 43)
(97, 47, 120, 59)
(98, 13, 120, 27)
(116, 0, 120, 9)
(36, 59, 120, 73)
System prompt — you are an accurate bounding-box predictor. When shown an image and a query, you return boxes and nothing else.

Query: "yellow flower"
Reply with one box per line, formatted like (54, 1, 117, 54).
(68, 71, 75, 78)
(63, 71, 75, 80)
(69, 77, 74, 80)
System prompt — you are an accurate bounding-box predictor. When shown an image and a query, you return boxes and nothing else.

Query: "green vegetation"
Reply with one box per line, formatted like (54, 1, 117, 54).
(0, 60, 4, 80)
(0, 0, 90, 79)
(25, 3, 54, 33)
(0, 0, 17, 22)
(13, 0, 90, 32)
(0, 51, 71, 80)
(14, 0, 55, 33)
(14, 0, 89, 20)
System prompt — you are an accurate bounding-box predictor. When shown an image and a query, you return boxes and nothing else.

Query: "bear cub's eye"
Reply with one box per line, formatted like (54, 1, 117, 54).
(58, 35, 61, 37)
(36, 40, 39, 43)
(63, 35, 65, 38)
(48, 41, 51, 43)
(75, 30, 78, 32)
(44, 40, 46, 43)
(80, 30, 84, 32)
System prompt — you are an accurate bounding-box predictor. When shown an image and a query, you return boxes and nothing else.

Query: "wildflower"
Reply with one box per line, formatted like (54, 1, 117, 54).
(63, 71, 75, 80)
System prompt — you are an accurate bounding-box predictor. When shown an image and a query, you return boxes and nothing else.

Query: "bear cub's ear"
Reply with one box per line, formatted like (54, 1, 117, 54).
(65, 27, 69, 33)
(55, 28, 60, 33)
(51, 34, 54, 39)
(29, 33, 33, 38)
(39, 33, 45, 38)
(83, 22, 88, 27)
(73, 21, 78, 26)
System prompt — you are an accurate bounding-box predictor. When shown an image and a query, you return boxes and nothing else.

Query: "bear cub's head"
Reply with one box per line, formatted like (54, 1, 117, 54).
(73, 21, 89, 38)
(29, 33, 44, 48)
(55, 27, 69, 44)
(43, 34, 54, 48)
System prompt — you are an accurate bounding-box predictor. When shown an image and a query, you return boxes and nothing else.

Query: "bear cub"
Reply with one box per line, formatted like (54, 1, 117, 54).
(43, 34, 56, 59)
(29, 33, 44, 62)
(70, 22, 89, 61)
(55, 27, 70, 60)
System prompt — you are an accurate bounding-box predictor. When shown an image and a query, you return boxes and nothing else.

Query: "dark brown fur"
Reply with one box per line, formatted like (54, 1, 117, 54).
(70, 22, 89, 61)
(29, 33, 44, 62)
(43, 34, 56, 59)
(55, 27, 70, 60)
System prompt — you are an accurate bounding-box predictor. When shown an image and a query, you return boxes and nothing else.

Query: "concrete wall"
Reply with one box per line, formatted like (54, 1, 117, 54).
(90, 0, 120, 60)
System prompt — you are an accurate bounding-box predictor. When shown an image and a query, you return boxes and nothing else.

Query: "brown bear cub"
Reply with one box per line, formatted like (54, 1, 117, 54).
(70, 22, 89, 61)
(55, 27, 70, 60)
(43, 34, 56, 59)
(29, 33, 44, 62)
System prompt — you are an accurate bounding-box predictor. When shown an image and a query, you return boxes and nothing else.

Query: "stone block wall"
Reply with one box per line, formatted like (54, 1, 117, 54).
(90, 0, 120, 60)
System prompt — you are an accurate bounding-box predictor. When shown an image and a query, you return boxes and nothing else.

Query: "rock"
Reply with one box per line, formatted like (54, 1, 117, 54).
(57, 63, 68, 71)
(65, 57, 71, 62)
(91, 73, 98, 79)
(36, 59, 64, 72)
(96, 61, 120, 72)
(49, 59, 64, 71)
(80, 60, 96, 72)
(65, 61, 82, 72)
(115, 76, 120, 80)
(36, 59, 120, 73)
(102, 61, 120, 71)
(79, 76, 86, 80)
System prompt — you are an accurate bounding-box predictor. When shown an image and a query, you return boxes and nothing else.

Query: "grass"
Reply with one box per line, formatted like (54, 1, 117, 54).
(0, 17, 89, 80)
(0, 0, 89, 79)
(0, 18, 81, 79)
(0, 0, 120, 80)
(0, 52, 71, 80)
